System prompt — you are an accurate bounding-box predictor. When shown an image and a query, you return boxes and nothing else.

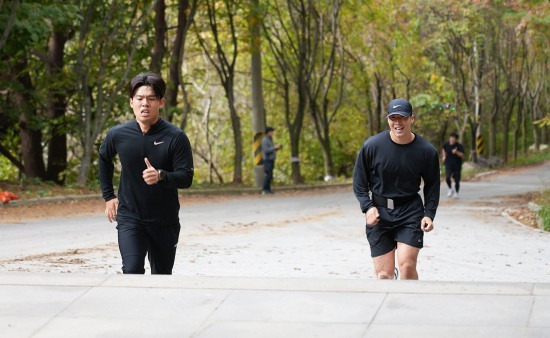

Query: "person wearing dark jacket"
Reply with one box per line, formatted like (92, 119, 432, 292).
(442, 132, 465, 199)
(353, 98, 440, 280)
(261, 126, 282, 194)
(99, 72, 194, 274)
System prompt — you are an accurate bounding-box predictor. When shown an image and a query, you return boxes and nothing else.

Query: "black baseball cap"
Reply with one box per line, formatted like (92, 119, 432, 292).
(387, 98, 413, 117)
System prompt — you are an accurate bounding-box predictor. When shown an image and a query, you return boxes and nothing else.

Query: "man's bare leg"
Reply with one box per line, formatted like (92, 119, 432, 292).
(372, 248, 396, 279)
(396, 242, 420, 280)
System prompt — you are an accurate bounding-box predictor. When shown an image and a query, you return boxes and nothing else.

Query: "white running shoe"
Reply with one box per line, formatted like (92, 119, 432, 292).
(447, 189, 454, 198)
(454, 192, 459, 199)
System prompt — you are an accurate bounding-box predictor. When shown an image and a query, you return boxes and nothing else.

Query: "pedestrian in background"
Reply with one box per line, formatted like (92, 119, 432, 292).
(353, 98, 440, 280)
(98, 72, 194, 274)
(261, 126, 282, 195)
(442, 132, 465, 199)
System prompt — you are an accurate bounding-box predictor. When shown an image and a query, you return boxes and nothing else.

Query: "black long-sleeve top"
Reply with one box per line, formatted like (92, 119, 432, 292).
(353, 131, 440, 220)
(98, 118, 194, 225)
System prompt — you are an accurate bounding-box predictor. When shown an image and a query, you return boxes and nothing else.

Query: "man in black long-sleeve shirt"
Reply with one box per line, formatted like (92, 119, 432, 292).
(442, 132, 465, 199)
(353, 98, 440, 280)
(98, 72, 194, 274)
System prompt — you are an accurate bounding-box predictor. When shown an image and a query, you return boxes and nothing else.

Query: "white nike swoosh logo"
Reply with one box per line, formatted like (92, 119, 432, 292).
(392, 105, 401, 109)
(154, 141, 164, 145)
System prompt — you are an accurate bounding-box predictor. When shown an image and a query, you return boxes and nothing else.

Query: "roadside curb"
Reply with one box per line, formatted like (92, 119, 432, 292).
(501, 210, 544, 232)
(1, 182, 352, 208)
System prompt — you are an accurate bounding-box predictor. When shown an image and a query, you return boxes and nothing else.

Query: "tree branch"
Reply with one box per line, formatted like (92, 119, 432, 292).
(0, 0, 19, 51)
(0, 144, 24, 172)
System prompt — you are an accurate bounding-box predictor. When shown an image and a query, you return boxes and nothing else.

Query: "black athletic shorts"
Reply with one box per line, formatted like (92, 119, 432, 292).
(365, 195, 425, 257)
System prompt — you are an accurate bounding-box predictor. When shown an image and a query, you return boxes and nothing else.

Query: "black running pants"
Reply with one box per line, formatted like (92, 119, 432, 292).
(445, 163, 461, 193)
(116, 220, 180, 275)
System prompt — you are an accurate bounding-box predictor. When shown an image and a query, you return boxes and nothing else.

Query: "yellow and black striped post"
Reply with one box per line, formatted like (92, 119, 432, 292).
(253, 132, 264, 166)
(476, 134, 484, 155)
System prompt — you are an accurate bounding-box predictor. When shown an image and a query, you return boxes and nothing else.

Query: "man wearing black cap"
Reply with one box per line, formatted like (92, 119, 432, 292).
(442, 132, 465, 199)
(261, 126, 282, 194)
(353, 98, 440, 280)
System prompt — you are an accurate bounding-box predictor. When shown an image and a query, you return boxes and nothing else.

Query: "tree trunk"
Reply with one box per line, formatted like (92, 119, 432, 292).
(502, 121, 509, 164)
(532, 126, 540, 152)
(365, 84, 373, 136)
(293, 78, 308, 184)
(149, 0, 166, 74)
(227, 84, 243, 184)
(501, 95, 516, 163)
(285, 80, 304, 184)
(178, 0, 199, 130)
(197, 94, 224, 184)
(529, 77, 544, 152)
(249, 0, 266, 187)
(13, 57, 46, 179)
(521, 103, 527, 155)
(540, 126, 548, 145)
(166, 0, 197, 125)
(196, 0, 241, 183)
(305, 0, 344, 179)
(262, 0, 313, 184)
(0, 0, 19, 51)
(309, 101, 335, 178)
(45, 28, 69, 184)
(77, 140, 94, 185)
(289, 135, 302, 184)
(512, 97, 524, 161)
(18, 111, 45, 179)
(488, 113, 497, 158)
(320, 131, 333, 178)
(373, 73, 383, 133)
(488, 69, 499, 157)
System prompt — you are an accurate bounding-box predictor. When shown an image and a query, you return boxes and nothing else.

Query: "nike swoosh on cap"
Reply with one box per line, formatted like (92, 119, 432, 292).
(154, 141, 164, 145)
(392, 105, 401, 109)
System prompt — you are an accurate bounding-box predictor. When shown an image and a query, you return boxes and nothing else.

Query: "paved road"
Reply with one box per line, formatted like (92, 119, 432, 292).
(0, 161, 549, 282)
(1, 162, 550, 338)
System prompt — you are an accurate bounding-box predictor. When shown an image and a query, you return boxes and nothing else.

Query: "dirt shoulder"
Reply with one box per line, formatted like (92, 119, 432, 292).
(0, 187, 349, 223)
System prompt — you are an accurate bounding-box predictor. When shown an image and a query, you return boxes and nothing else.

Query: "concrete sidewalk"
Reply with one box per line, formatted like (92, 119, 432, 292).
(1, 272, 548, 338)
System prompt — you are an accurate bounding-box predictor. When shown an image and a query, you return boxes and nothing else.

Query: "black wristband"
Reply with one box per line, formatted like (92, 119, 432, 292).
(158, 169, 166, 181)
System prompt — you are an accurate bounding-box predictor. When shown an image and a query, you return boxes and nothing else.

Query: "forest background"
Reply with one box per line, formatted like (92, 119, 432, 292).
(0, 0, 548, 190)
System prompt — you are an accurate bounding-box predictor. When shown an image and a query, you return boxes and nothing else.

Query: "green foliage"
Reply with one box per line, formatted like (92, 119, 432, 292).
(507, 149, 550, 167)
(0, 156, 18, 181)
(0, 0, 548, 188)
(0, 127, 19, 181)
(539, 199, 550, 232)
(534, 114, 550, 127)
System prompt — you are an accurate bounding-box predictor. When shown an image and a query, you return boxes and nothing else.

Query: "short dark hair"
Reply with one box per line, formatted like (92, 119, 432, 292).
(450, 132, 459, 139)
(129, 72, 166, 99)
